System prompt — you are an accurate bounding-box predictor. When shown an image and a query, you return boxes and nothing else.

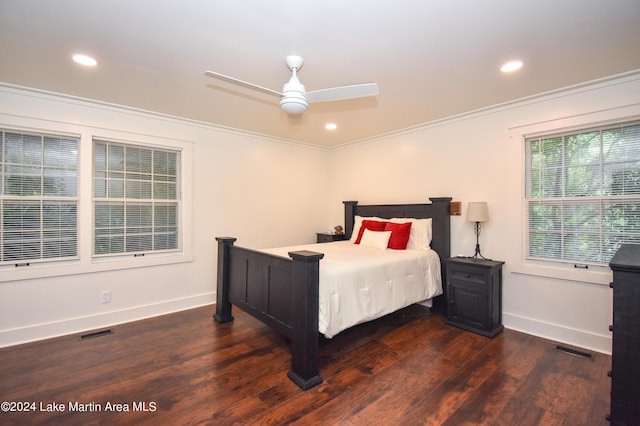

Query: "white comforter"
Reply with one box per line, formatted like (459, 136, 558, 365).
(261, 240, 442, 338)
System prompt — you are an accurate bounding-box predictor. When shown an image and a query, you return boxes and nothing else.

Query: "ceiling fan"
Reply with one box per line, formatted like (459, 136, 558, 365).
(204, 55, 378, 115)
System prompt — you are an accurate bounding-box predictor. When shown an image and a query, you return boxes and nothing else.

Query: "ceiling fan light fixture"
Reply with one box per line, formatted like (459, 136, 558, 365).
(280, 95, 308, 114)
(280, 74, 308, 114)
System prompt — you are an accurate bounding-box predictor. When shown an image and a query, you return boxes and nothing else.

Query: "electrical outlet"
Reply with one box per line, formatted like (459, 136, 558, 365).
(100, 290, 111, 304)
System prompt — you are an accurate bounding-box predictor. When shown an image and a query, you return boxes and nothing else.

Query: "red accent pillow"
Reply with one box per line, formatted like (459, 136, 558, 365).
(384, 222, 412, 250)
(354, 220, 388, 244)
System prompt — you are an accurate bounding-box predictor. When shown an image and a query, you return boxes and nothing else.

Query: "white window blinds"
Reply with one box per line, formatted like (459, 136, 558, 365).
(93, 139, 180, 256)
(525, 121, 640, 265)
(1, 130, 79, 264)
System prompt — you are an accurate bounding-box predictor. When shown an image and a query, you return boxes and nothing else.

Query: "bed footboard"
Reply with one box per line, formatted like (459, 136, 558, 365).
(214, 237, 325, 390)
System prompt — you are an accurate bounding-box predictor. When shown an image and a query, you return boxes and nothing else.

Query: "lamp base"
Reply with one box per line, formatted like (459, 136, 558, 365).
(471, 222, 490, 260)
(471, 244, 490, 260)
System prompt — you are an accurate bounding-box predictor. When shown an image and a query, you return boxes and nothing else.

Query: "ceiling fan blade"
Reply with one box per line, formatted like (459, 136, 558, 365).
(204, 70, 281, 97)
(306, 83, 378, 103)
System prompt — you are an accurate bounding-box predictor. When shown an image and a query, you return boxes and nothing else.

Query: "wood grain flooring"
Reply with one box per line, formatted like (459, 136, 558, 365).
(0, 304, 611, 425)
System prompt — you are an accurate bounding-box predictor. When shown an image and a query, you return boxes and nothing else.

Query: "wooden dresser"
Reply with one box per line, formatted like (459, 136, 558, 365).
(608, 244, 640, 425)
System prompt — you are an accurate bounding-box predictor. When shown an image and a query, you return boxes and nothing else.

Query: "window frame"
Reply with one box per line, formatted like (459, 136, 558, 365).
(0, 128, 80, 266)
(524, 121, 640, 267)
(92, 137, 182, 259)
(507, 109, 640, 286)
(0, 123, 193, 283)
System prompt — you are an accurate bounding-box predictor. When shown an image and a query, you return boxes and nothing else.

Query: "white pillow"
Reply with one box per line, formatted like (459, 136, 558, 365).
(390, 217, 432, 249)
(349, 215, 385, 243)
(359, 229, 391, 250)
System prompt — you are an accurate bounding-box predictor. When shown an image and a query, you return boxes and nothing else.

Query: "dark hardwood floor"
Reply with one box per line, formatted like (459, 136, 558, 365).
(0, 304, 611, 425)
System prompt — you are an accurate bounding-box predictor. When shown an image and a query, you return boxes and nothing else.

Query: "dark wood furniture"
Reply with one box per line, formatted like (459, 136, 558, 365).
(215, 197, 451, 390)
(445, 257, 504, 337)
(608, 244, 640, 425)
(316, 232, 346, 243)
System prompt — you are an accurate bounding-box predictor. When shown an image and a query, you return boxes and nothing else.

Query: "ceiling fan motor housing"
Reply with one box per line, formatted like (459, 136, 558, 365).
(280, 76, 308, 114)
(280, 93, 308, 114)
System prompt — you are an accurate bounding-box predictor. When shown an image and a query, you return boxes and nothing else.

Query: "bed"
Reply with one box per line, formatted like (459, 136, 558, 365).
(214, 197, 451, 390)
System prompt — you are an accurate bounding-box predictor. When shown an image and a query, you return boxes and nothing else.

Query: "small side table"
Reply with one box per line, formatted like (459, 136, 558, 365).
(316, 233, 347, 243)
(445, 257, 504, 337)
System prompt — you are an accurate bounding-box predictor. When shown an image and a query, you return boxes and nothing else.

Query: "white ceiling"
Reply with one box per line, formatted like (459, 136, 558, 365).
(1, 0, 639, 148)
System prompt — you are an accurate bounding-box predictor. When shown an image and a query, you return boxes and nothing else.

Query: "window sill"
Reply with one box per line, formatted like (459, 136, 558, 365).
(509, 259, 612, 286)
(0, 252, 194, 283)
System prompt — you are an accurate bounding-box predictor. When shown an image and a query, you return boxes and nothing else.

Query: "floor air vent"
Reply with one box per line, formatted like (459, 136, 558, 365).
(79, 329, 114, 340)
(553, 344, 594, 360)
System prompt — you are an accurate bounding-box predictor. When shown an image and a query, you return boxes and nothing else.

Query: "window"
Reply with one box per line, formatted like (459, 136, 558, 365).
(0, 130, 79, 264)
(93, 139, 180, 257)
(525, 121, 640, 266)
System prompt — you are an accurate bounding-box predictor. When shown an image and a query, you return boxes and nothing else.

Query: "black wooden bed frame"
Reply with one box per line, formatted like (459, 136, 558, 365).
(214, 197, 451, 390)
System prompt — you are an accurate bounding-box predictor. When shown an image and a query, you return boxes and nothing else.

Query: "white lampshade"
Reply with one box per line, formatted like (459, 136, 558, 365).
(467, 202, 489, 223)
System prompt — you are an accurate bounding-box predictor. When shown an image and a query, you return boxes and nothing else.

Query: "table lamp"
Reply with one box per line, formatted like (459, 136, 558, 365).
(467, 202, 489, 259)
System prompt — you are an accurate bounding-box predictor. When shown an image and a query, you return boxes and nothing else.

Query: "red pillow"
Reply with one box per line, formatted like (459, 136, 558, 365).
(384, 222, 412, 250)
(354, 220, 388, 244)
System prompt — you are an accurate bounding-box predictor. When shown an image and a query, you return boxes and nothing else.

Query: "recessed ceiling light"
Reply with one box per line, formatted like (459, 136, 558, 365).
(325, 123, 337, 131)
(501, 60, 523, 73)
(72, 54, 97, 67)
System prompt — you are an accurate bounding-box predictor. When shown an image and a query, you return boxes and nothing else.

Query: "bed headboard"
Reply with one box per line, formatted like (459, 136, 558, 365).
(343, 197, 452, 261)
(343, 197, 452, 312)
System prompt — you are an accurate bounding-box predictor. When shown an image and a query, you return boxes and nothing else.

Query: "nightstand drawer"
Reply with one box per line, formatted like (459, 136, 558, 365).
(449, 265, 487, 284)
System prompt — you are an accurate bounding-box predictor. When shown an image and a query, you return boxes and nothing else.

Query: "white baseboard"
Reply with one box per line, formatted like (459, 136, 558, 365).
(0, 293, 215, 348)
(2, 299, 613, 356)
(503, 312, 612, 355)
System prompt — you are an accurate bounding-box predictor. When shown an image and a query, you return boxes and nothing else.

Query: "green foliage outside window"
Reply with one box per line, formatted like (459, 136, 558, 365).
(525, 122, 640, 265)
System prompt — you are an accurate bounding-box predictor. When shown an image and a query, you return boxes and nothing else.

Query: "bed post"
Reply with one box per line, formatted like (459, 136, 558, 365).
(343, 200, 358, 239)
(427, 197, 452, 314)
(427, 197, 451, 261)
(214, 237, 236, 323)
(287, 250, 325, 390)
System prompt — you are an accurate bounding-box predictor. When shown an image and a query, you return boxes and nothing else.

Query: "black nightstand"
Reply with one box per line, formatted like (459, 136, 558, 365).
(316, 233, 347, 243)
(445, 257, 504, 337)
